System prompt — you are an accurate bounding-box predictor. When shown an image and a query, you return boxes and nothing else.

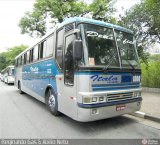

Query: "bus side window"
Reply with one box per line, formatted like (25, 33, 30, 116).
(56, 28, 64, 70)
(46, 35, 54, 57)
(27, 51, 30, 63)
(43, 41, 47, 58)
(22, 55, 24, 65)
(33, 45, 39, 61)
(24, 53, 27, 64)
(18, 58, 21, 66)
(15, 59, 18, 67)
(29, 49, 34, 62)
(20, 56, 22, 66)
(38, 43, 43, 59)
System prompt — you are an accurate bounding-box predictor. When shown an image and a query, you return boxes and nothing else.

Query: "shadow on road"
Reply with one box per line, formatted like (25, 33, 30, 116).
(20, 90, 137, 134)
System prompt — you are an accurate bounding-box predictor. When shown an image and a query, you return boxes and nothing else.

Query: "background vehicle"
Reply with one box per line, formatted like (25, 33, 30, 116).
(15, 17, 142, 122)
(1, 66, 15, 84)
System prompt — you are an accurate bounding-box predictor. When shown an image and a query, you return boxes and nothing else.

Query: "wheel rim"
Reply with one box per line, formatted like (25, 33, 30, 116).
(48, 90, 56, 109)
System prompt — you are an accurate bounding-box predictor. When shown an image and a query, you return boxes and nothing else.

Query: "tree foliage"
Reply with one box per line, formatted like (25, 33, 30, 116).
(0, 53, 7, 72)
(0, 45, 28, 71)
(19, 10, 46, 37)
(89, 0, 116, 23)
(119, 0, 160, 45)
(118, 0, 160, 64)
(19, 0, 116, 37)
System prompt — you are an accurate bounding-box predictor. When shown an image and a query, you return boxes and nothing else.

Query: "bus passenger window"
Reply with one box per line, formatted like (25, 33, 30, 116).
(27, 51, 30, 63)
(18, 58, 21, 66)
(39, 43, 43, 59)
(64, 34, 75, 86)
(21, 55, 24, 65)
(43, 41, 47, 58)
(20, 56, 22, 65)
(33, 45, 39, 61)
(46, 35, 54, 57)
(24, 53, 27, 64)
(56, 28, 64, 69)
(29, 49, 34, 62)
(15, 59, 18, 67)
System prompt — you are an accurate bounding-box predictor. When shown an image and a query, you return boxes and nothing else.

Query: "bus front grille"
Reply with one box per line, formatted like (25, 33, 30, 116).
(107, 92, 134, 102)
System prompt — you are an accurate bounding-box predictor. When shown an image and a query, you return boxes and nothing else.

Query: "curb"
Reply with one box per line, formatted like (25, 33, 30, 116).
(142, 87, 160, 93)
(130, 111, 160, 123)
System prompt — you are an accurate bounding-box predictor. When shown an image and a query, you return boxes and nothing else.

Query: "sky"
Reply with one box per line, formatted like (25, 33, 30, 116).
(0, 0, 36, 52)
(0, 0, 140, 53)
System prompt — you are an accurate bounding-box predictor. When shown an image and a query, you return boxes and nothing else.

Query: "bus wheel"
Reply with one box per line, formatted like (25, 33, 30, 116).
(18, 82, 23, 94)
(47, 89, 59, 116)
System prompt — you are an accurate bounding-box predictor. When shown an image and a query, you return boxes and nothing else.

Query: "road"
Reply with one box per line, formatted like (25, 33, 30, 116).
(0, 81, 160, 139)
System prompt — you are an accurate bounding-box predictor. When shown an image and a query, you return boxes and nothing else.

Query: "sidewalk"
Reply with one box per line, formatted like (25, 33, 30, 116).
(132, 91, 160, 122)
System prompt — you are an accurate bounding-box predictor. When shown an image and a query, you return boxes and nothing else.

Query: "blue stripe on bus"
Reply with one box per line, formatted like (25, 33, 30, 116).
(92, 86, 140, 91)
(77, 97, 142, 108)
(92, 82, 139, 87)
(75, 72, 137, 75)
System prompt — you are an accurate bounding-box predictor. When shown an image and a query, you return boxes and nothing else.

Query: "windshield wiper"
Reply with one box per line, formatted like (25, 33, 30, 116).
(103, 52, 118, 71)
(125, 59, 135, 70)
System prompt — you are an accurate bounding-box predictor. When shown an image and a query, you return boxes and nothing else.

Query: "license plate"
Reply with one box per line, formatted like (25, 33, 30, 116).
(116, 105, 126, 111)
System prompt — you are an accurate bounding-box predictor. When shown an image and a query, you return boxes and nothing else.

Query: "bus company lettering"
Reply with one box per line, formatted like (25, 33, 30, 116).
(90, 75, 120, 83)
(30, 67, 39, 72)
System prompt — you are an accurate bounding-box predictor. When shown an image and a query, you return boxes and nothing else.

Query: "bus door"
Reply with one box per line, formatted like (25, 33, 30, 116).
(57, 33, 77, 118)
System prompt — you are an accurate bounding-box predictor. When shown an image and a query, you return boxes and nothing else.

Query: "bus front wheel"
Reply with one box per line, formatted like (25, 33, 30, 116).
(46, 89, 59, 116)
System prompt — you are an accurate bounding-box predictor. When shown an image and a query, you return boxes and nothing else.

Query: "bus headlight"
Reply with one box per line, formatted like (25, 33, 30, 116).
(99, 96, 104, 102)
(92, 97, 97, 102)
(83, 97, 91, 104)
(83, 96, 98, 104)
(83, 96, 106, 104)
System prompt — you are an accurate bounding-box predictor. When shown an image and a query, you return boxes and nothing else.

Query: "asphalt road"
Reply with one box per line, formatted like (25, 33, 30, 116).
(0, 81, 160, 139)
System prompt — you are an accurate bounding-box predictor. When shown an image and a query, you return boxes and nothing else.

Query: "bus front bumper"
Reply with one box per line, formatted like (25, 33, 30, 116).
(76, 97, 142, 122)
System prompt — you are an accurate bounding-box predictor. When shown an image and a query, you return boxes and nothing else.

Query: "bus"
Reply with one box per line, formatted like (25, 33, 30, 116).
(1, 66, 15, 84)
(15, 17, 142, 122)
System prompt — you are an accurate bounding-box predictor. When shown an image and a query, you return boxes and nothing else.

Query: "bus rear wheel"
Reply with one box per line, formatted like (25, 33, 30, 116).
(46, 89, 59, 116)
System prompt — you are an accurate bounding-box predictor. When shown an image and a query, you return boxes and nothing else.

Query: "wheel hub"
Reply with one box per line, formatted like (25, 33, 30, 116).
(49, 94, 55, 109)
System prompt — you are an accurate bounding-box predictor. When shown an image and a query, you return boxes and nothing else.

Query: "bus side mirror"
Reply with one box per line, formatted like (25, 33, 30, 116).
(73, 40, 82, 61)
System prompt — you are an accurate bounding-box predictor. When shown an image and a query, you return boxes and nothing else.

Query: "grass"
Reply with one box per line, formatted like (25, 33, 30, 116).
(141, 62, 160, 88)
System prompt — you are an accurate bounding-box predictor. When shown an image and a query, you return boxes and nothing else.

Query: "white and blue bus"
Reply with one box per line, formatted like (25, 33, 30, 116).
(15, 17, 142, 122)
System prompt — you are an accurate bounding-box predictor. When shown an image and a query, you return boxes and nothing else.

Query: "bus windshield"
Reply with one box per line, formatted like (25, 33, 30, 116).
(115, 30, 140, 69)
(82, 24, 140, 69)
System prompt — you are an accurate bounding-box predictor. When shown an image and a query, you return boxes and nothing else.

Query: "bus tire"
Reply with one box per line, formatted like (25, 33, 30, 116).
(18, 81, 23, 94)
(46, 88, 60, 116)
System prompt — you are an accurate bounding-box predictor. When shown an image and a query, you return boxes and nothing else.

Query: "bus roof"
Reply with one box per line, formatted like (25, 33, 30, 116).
(58, 17, 133, 34)
(15, 17, 133, 59)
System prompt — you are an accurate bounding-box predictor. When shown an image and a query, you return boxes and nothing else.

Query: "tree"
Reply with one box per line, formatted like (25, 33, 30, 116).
(19, 0, 116, 37)
(89, 0, 116, 23)
(19, 10, 46, 37)
(118, 0, 160, 64)
(19, 0, 88, 37)
(0, 45, 28, 71)
(119, 0, 160, 45)
(0, 53, 7, 71)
